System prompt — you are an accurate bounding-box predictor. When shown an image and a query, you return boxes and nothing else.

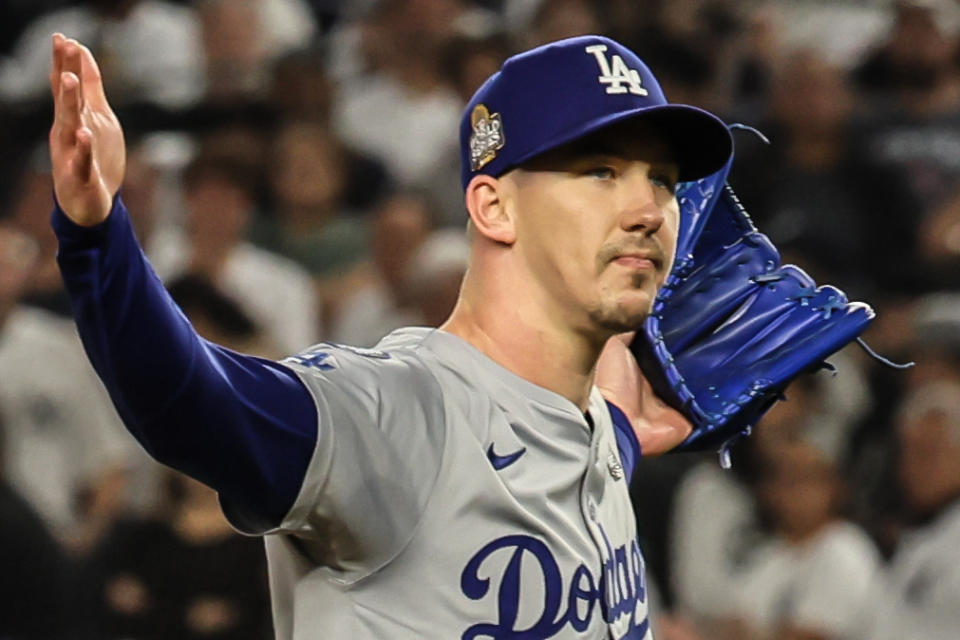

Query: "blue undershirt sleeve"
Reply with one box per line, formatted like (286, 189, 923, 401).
(606, 400, 641, 481)
(52, 195, 318, 529)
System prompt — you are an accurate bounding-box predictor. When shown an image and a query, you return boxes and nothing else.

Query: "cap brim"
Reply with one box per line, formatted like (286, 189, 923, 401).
(511, 104, 733, 182)
(633, 106, 733, 181)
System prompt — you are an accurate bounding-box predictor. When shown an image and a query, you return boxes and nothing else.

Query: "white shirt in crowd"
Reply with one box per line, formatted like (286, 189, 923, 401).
(333, 74, 463, 187)
(862, 500, 960, 640)
(149, 228, 321, 356)
(669, 462, 760, 622)
(732, 521, 881, 639)
(0, 306, 136, 534)
(0, 0, 205, 108)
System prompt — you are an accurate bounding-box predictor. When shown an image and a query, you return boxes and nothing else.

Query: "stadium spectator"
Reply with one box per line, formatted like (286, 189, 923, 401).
(252, 118, 371, 328)
(0, 217, 134, 552)
(331, 0, 464, 186)
(149, 143, 321, 355)
(197, 0, 317, 102)
(851, 0, 960, 220)
(0, 408, 72, 640)
(328, 191, 434, 346)
(861, 374, 960, 640)
(0, 0, 205, 110)
(730, 50, 920, 296)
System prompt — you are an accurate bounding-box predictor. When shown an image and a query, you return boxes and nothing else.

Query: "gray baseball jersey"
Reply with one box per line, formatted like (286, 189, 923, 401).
(235, 327, 651, 639)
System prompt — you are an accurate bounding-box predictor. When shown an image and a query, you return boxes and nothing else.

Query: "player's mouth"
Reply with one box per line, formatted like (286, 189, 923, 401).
(611, 250, 662, 272)
(597, 241, 666, 276)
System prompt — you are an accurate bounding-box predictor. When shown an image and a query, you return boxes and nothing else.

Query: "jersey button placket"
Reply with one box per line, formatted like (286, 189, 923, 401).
(580, 425, 611, 576)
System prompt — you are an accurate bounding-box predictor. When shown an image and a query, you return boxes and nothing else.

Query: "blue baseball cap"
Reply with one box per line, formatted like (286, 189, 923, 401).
(460, 35, 733, 190)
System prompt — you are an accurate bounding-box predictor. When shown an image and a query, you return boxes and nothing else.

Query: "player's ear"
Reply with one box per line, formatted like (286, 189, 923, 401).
(464, 174, 516, 245)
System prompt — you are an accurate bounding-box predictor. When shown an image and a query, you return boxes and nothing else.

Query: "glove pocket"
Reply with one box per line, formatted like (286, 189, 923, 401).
(670, 264, 819, 409)
(658, 231, 780, 352)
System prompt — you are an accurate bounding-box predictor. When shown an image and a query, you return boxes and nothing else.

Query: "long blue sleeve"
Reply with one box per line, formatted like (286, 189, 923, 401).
(52, 196, 318, 529)
(606, 401, 640, 480)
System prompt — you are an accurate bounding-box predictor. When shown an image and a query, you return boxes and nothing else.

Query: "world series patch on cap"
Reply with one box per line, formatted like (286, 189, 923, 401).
(459, 35, 734, 190)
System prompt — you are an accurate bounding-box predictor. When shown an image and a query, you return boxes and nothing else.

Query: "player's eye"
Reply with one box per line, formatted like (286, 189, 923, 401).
(650, 172, 678, 194)
(584, 166, 616, 180)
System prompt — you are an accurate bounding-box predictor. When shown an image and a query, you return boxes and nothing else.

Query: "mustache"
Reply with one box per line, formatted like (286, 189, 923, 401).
(597, 240, 667, 269)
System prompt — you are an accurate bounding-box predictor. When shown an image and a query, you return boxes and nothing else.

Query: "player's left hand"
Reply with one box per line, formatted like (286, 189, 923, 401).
(596, 332, 692, 455)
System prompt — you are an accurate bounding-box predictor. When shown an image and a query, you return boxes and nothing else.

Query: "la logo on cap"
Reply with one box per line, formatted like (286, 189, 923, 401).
(469, 104, 505, 171)
(585, 44, 647, 96)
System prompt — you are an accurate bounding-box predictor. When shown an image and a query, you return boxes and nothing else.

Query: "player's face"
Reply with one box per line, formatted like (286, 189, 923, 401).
(505, 121, 680, 334)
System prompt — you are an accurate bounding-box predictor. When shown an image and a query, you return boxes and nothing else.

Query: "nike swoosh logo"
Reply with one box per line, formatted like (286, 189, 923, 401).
(487, 443, 526, 470)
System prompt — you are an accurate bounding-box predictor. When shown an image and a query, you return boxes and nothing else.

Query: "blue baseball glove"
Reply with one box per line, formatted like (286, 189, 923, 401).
(630, 151, 875, 466)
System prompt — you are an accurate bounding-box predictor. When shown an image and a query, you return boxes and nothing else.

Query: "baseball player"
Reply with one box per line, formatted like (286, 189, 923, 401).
(49, 33, 733, 639)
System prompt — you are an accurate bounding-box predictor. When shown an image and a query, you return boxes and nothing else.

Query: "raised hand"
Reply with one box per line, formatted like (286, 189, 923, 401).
(49, 33, 125, 226)
(596, 332, 693, 455)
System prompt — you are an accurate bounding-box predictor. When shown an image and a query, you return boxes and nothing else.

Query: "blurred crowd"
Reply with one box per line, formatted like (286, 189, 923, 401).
(0, 0, 959, 638)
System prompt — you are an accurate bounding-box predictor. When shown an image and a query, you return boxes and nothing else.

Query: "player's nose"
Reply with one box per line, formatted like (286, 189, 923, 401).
(618, 171, 665, 235)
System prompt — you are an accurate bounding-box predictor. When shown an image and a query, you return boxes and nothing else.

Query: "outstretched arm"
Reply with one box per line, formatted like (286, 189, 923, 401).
(49, 35, 317, 529)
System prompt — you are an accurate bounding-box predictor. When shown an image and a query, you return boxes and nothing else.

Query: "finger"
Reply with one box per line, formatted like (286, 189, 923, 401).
(76, 43, 109, 111)
(63, 39, 84, 111)
(49, 33, 66, 105)
(74, 127, 94, 184)
(57, 71, 81, 147)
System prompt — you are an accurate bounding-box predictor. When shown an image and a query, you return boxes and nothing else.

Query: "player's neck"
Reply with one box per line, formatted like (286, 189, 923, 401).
(441, 279, 606, 412)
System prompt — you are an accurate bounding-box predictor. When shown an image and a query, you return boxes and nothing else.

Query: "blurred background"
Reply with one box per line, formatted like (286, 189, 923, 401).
(1, 0, 959, 638)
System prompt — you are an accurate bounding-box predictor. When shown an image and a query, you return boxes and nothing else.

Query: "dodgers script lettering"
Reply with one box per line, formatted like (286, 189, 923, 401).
(460, 533, 649, 639)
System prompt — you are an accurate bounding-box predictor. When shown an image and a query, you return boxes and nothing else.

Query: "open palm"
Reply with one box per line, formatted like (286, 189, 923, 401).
(49, 33, 125, 226)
